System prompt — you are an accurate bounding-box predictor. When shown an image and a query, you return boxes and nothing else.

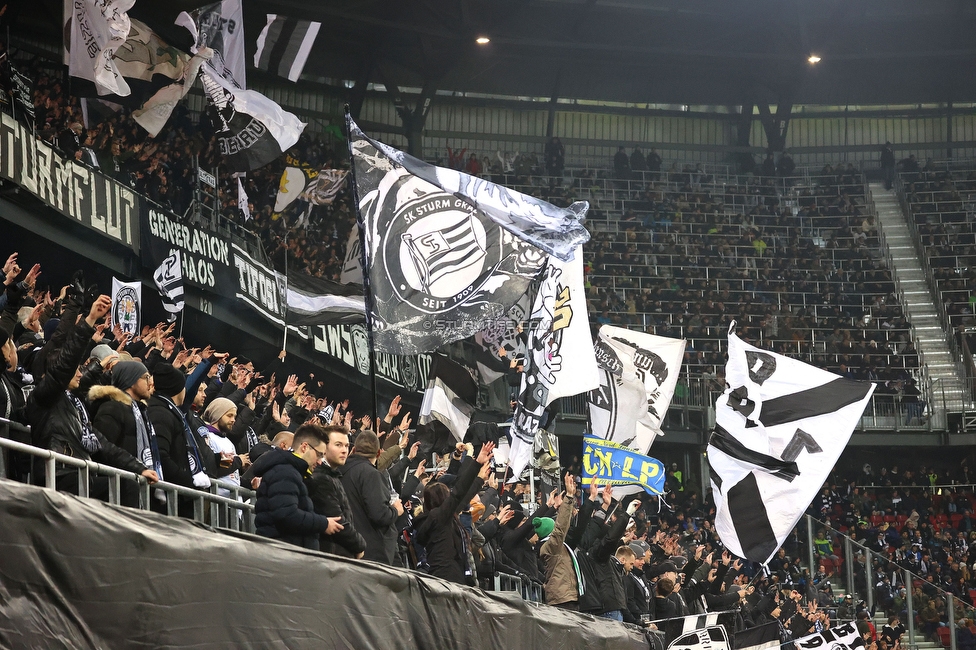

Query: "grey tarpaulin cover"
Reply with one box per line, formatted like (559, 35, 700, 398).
(0, 480, 650, 649)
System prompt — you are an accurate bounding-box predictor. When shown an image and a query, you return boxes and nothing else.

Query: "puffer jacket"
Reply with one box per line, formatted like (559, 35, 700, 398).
(308, 462, 367, 558)
(253, 448, 330, 550)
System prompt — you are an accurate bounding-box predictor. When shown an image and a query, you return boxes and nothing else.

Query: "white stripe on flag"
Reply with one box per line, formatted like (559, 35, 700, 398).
(287, 21, 320, 82)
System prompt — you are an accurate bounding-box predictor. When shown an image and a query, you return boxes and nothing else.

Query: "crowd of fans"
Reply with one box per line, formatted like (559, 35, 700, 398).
(2, 43, 973, 646)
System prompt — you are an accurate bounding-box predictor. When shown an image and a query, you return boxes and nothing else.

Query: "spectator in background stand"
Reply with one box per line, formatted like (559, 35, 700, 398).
(880, 142, 896, 190)
(614, 146, 630, 179)
(544, 137, 565, 178)
(630, 147, 646, 175)
(464, 152, 482, 176)
(647, 148, 663, 181)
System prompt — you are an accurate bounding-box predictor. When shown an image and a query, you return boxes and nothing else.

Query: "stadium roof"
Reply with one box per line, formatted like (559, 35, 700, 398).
(19, 0, 976, 107)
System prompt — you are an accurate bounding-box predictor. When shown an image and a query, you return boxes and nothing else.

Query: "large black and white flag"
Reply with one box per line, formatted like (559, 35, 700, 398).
(153, 250, 185, 322)
(509, 247, 599, 478)
(176, 0, 246, 89)
(420, 355, 479, 441)
(349, 116, 588, 264)
(254, 15, 321, 83)
(707, 325, 875, 564)
(178, 4, 303, 171)
(302, 168, 348, 205)
(198, 70, 305, 172)
(348, 116, 548, 355)
(668, 627, 729, 650)
(283, 271, 365, 326)
(65, 0, 135, 96)
(730, 621, 780, 650)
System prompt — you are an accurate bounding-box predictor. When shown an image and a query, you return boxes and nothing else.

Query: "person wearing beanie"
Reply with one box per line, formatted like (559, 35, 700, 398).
(539, 473, 584, 610)
(89, 361, 157, 471)
(625, 541, 653, 624)
(338, 430, 405, 565)
(197, 397, 247, 495)
(26, 295, 156, 505)
(532, 516, 555, 541)
(413, 442, 495, 585)
(147, 363, 215, 512)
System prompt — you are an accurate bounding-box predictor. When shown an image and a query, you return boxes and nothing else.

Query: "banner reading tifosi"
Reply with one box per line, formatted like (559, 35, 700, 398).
(140, 204, 235, 292)
(0, 113, 139, 248)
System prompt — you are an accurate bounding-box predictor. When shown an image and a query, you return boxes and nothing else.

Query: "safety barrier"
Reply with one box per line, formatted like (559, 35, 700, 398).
(0, 429, 256, 533)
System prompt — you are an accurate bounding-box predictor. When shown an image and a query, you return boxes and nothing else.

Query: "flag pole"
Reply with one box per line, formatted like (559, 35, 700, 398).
(282, 230, 289, 353)
(343, 106, 379, 428)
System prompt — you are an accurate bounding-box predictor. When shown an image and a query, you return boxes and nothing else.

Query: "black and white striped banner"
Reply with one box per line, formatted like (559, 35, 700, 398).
(253, 15, 321, 82)
(708, 325, 875, 564)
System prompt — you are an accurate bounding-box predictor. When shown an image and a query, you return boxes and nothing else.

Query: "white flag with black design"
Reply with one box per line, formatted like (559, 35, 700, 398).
(236, 174, 251, 221)
(588, 325, 685, 454)
(349, 116, 588, 264)
(349, 116, 548, 355)
(667, 626, 729, 650)
(510, 248, 599, 478)
(153, 251, 185, 322)
(111, 278, 142, 335)
(420, 355, 479, 441)
(65, 0, 135, 97)
(301, 168, 348, 205)
(254, 14, 321, 83)
(708, 325, 875, 564)
(176, 0, 246, 90)
(794, 621, 864, 650)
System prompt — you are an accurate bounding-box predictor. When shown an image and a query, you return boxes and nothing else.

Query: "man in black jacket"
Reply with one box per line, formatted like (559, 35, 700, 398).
(253, 425, 341, 550)
(339, 431, 404, 564)
(27, 295, 158, 501)
(308, 424, 366, 559)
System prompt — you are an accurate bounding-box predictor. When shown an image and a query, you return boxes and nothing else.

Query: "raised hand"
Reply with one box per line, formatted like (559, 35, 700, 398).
(589, 478, 600, 502)
(475, 441, 495, 465)
(86, 295, 112, 326)
(386, 395, 402, 421)
(602, 483, 614, 508)
(414, 459, 427, 478)
(477, 461, 493, 481)
(408, 440, 421, 460)
(564, 472, 576, 497)
(283, 374, 299, 397)
(400, 412, 412, 430)
(23, 263, 40, 290)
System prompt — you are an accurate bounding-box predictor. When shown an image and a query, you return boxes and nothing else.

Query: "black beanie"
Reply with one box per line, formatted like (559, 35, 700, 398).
(152, 363, 186, 398)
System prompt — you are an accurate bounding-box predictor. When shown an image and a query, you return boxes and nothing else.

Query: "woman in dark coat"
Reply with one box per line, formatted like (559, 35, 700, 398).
(414, 442, 494, 585)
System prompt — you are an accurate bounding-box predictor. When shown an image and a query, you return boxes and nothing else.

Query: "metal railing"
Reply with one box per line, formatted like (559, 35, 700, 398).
(806, 514, 974, 650)
(493, 571, 545, 603)
(0, 433, 256, 533)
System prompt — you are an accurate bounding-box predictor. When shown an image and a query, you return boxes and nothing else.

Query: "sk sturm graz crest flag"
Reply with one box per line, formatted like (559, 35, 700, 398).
(348, 117, 588, 263)
(707, 324, 874, 564)
(111, 278, 141, 335)
(348, 117, 547, 354)
(510, 248, 599, 477)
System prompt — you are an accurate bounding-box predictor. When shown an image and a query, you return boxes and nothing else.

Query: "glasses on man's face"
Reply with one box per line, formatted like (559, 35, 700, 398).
(308, 444, 327, 461)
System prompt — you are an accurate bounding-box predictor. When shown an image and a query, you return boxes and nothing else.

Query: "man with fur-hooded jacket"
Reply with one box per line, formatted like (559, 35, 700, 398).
(26, 295, 158, 501)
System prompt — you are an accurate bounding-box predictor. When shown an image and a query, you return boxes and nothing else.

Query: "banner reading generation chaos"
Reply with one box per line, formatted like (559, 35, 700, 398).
(581, 435, 665, 495)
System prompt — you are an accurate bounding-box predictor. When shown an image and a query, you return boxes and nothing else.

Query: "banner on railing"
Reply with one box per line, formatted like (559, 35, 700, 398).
(232, 243, 286, 326)
(0, 113, 139, 249)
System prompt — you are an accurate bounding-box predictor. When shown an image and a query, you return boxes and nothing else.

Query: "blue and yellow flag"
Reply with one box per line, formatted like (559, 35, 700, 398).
(581, 436, 665, 494)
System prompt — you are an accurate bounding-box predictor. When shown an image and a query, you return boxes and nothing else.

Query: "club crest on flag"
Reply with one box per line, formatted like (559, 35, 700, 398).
(111, 279, 141, 335)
